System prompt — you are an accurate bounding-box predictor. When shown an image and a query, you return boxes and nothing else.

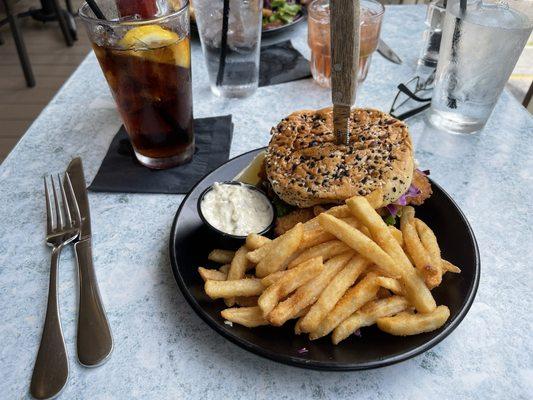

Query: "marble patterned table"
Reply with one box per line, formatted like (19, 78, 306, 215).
(1, 5, 531, 400)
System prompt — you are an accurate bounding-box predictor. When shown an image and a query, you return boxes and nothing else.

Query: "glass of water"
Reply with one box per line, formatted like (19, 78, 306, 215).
(427, 0, 532, 134)
(194, 0, 263, 98)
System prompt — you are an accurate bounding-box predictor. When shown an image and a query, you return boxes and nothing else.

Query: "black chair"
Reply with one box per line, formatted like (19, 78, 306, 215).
(0, 0, 78, 87)
(523, 82, 533, 111)
(0, 0, 35, 87)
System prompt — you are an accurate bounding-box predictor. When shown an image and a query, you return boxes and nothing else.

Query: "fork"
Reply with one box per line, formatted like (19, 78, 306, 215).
(30, 174, 81, 400)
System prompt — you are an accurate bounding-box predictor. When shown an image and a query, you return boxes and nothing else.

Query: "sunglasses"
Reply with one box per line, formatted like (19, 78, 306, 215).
(389, 71, 435, 120)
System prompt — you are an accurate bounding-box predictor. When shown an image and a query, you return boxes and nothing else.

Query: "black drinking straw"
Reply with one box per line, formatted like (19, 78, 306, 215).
(446, 0, 466, 109)
(216, 0, 231, 86)
(459, 0, 466, 14)
(86, 0, 107, 20)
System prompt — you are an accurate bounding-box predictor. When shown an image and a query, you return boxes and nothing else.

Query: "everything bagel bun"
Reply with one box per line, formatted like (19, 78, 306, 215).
(265, 107, 414, 208)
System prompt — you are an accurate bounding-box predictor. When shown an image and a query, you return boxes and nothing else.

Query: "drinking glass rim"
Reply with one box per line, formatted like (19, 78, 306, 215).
(79, 0, 189, 26)
(308, 0, 385, 23)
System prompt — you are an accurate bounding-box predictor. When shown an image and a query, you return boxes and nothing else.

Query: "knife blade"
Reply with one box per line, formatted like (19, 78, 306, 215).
(377, 39, 403, 65)
(67, 158, 91, 239)
(66, 158, 113, 367)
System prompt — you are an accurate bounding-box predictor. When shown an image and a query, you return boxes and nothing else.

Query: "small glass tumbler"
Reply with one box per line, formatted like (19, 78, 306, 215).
(194, 0, 263, 98)
(79, 0, 194, 169)
(428, 0, 532, 134)
(308, 0, 384, 88)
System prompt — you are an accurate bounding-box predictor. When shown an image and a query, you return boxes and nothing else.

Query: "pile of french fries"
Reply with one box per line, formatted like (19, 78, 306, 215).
(198, 196, 461, 344)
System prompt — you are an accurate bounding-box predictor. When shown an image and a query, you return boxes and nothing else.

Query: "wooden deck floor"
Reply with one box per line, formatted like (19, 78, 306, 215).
(0, 3, 531, 163)
(0, 0, 91, 161)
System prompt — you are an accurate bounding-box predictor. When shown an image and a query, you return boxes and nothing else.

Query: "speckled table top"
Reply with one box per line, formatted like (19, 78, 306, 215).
(1, 5, 532, 400)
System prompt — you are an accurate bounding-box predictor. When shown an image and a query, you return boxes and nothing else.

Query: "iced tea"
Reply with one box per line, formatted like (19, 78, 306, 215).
(80, 1, 193, 169)
(308, 0, 384, 87)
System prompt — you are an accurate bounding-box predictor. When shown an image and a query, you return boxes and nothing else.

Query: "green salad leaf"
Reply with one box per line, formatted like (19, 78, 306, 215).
(384, 214, 396, 226)
(264, 0, 302, 26)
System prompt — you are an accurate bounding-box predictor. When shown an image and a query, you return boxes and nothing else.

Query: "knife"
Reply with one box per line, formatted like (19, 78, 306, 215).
(377, 39, 403, 64)
(66, 158, 113, 367)
(331, 0, 360, 145)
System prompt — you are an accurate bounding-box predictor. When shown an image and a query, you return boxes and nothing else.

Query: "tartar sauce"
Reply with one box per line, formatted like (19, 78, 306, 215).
(201, 183, 273, 236)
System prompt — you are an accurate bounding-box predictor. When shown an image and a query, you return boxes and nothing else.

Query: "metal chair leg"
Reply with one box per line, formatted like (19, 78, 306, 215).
(2, 0, 36, 87)
(0, 30, 4, 45)
(65, 0, 74, 15)
(49, 0, 73, 46)
(522, 81, 533, 109)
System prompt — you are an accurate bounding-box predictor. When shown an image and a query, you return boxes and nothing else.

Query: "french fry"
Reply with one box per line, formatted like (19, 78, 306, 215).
(247, 224, 303, 265)
(260, 269, 289, 286)
(366, 264, 401, 279)
(389, 226, 403, 246)
(268, 252, 353, 326)
(415, 219, 441, 263)
(377, 305, 450, 336)
(318, 214, 392, 265)
(234, 296, 259, 307)
(346, 198, 436, 313)
(288, 240, 351, 268)
(415, 218, 443, 287)
(309, 272, 379, 340)
(221, 306, 268, 328)
(300, 228, 336, 250)
(376, 287, 392, 298)
(400, 207, 440, 289)
(256, 223, 303, 277)
(202, 194, 458, 344)
(205, 278, 264, 299)
(219, 264, 230, 274)
(208, 249, 235, 264)
(226, 246, 250, 306)
(332, 296, 410, 344)
(319, 212, 435, 313)
(246, 240, 275, 263)
(366, 189, 385, 209)
(258, 257, 323, 317)
(303, 205, 352, 231)
(198, 267, 227, 282)
(246, 233, 271, 250)
(442, 259, 461, 274)
(375, 276, 404, 295)
(327, 205, 352, 218)
(227, 246, 249, 281)
(298, 255, 369, 333)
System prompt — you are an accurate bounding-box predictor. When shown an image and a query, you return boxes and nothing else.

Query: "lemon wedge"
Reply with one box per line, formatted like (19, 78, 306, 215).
(233, 151, 266, 185)
(172, 38, 190, 69)
(120, 25, 179, 49)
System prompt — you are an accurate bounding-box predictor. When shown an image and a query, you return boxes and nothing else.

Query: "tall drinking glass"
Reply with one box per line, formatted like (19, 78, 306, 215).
(308, 0, 384, 88)
(194, 0, 263, 98)
(80, 0, 194, 169)
(428, 0, 532, 134)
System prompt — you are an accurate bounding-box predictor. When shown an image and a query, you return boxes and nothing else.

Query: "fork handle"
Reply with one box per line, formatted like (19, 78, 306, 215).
(31, 247, 69, 400)
(75, 238, 113, 366)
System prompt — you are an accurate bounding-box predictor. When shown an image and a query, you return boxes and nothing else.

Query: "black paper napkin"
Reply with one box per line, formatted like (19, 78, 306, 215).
(259, 40, 311, 87)
(88, 115, 233, 194)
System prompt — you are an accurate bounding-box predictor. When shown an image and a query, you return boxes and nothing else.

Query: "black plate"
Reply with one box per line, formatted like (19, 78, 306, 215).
(190, 12, 306, 39)
(169, 148, 480, 371)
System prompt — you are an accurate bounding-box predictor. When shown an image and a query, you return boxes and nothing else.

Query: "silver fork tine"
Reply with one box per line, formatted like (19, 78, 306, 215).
(64, 173, 81, 228)
(58, 174, 72, 228)
(50, 175, 64, 230)
(44, 177, 54, 233)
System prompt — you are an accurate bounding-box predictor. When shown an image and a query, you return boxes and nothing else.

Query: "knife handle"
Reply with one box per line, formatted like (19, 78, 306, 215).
(75, 238, 113, 367)
(330, 0, 360, 106)
(30, 247, 69, 399)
